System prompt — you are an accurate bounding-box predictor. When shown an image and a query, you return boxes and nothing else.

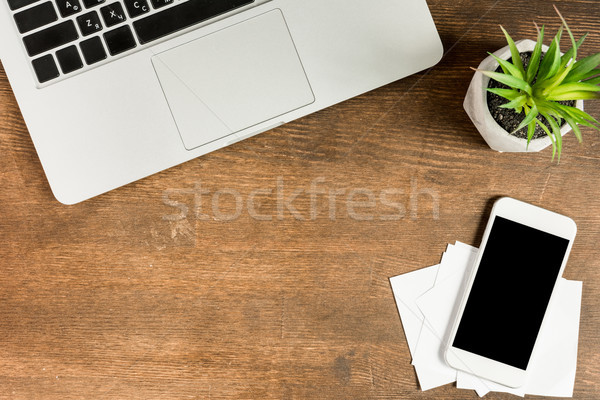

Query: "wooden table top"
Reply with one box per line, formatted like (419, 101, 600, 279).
(1, 0, 599, 399)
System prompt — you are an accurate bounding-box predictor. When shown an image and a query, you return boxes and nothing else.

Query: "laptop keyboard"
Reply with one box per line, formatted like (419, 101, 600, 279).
(7, 0, 255, 85)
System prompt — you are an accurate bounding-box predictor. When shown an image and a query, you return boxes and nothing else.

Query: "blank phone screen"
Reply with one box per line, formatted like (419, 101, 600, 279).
(452, 216, 569, 370)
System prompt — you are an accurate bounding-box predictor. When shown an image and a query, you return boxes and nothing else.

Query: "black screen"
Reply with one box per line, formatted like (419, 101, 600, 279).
(452, 216, 569, 370)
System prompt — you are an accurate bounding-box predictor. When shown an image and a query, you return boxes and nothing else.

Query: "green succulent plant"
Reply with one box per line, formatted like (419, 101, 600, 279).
(477, 6, 600, 161)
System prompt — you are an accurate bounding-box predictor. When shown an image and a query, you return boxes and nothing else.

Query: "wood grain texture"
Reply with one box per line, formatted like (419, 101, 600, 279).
(1, 0, 600, 398)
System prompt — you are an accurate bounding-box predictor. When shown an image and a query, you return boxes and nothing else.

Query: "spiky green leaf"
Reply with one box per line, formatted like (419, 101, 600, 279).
(541, 14, 582, 93)
(547, 82, 600, 97)
(500, 95, 528, 110)
(558, 109, 583, 142)
(535, 118, 553, 138)
(540, 62, 576, 92)
(534, 118, 557, 159)
(489, 53, 524, 80)
(540, 111, 563, 162)
(546, 91, 600, 101)
(583, 76, 600, 86)
(513, 105, 539, 133)
(581, 69, 600, 81)
(555, 5, 578, 63)
(487, 88, 522, 101)
(560, 34, 587, 70)
(527, 25, 545, 83)
(500, 26, 526, 77)
(541, 36, 587, 92)
(564, 52, 600, 82)
(526, 119, 537, 146)
(479, 70, 532, 95)
(537, 27, 563, 83)
(554, 103, 600, 129)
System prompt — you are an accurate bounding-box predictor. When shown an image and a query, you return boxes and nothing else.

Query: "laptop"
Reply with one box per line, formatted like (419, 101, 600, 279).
(0, 0, 442, 204)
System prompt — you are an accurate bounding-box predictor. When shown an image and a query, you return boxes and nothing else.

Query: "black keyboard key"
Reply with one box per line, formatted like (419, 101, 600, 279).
(56, 45, 83, 73)
(8, 0, 40, 10)
(23, 20, 79, 57)
(80, 36, 107, 64)
(100, 2, 126, 27)
(103, 25, 136, 55)
(82, 0, 104, 7)
(32, 54, 59, 83)
(133, 0, 253, 45)
(76, 11, 102, 36)
(55, 0, 82, 17)
(13, 2, 57, 34)
(149, 0, 171, 9)
(123, 0, 148, 18)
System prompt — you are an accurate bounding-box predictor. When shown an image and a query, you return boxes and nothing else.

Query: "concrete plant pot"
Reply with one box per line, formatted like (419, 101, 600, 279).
(464, 39, 584, 153)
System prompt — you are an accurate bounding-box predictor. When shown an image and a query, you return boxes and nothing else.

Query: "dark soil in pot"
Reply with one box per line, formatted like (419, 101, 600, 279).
(487, 51, 575, 140)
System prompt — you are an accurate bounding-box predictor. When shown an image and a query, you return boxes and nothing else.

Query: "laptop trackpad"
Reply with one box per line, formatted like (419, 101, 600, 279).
(152, 10, 315, 150)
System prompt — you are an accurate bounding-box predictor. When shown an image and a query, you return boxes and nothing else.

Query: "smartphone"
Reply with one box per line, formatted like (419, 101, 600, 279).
(444, 197, 577, 388)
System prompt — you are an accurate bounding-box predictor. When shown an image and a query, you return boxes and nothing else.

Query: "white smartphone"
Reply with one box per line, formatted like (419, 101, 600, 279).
(444, 197, 577, 388)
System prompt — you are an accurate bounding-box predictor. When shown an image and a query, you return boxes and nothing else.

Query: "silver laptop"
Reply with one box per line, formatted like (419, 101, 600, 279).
(0, 0, 442, 204)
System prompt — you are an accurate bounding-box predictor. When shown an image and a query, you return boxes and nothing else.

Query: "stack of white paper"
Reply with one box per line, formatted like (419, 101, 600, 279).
(390, 242, 582, 397)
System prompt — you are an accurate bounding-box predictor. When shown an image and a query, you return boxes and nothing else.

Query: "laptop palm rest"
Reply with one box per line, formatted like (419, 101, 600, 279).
(151, 9, 315, 151)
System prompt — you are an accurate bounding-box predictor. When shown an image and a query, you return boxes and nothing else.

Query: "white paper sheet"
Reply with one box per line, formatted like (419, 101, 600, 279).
(390, 242, 582, 397)
(390, 264, 438, 358)
(390, 264, 443, 389)
(410, 243, 477, 390)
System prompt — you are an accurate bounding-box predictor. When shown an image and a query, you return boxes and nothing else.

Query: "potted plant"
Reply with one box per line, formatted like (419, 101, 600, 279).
(464, 6, 600, 160)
